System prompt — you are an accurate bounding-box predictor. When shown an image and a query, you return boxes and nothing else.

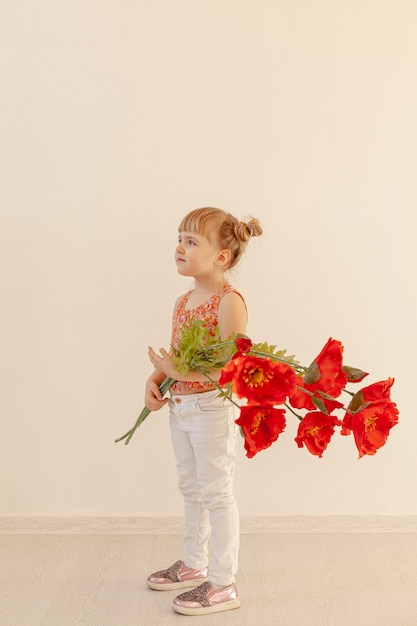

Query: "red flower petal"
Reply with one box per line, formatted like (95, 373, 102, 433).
(295, 411, 342, 457)
(289, 378, 344, 413)
(236, 405, 286, 458)
(220, 355, 296, 405)
(304, 339, 348, 398)
(341, 378, 399, 458)
(235, 337, 253, 354)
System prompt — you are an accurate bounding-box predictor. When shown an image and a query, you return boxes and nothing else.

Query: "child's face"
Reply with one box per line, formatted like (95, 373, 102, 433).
(175, 231, 222, 280)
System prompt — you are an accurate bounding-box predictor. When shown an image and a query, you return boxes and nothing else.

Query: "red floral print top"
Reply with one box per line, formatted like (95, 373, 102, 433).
(170, 283, 246, 395)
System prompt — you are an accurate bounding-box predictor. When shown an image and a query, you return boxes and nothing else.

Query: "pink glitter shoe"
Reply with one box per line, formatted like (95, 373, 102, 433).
(172, 581, 240, 615)
(147, 560, 208, 591)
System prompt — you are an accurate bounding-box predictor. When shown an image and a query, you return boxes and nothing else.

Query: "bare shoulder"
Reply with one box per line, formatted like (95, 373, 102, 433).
(219, 290, 246, 311)
(172, 291, 190, 312)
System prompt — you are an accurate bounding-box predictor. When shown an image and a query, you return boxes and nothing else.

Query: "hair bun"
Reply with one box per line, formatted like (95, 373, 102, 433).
(233, 221, 249, 242)
(233, 217, 262, 242)
(245, 217, 263, 239)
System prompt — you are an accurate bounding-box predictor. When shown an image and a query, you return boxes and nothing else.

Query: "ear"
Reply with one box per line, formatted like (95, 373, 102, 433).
(216, 249, 232, 268)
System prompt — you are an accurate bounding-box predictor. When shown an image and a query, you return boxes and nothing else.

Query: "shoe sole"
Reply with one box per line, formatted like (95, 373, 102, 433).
(172, 599, 241, 615)
(147, 578, 208, 591)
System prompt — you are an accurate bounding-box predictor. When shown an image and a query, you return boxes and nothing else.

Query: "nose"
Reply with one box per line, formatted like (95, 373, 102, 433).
(176, 242, 184, 253)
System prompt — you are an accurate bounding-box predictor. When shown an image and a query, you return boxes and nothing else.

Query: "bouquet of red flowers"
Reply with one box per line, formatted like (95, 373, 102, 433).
(116, 321, 398, 459)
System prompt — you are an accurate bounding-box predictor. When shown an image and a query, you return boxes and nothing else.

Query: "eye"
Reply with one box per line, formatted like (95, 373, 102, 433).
(178, 234, 198, 246)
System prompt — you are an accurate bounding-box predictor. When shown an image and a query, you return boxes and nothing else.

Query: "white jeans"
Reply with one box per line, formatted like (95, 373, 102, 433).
(169, 389, 239, 587)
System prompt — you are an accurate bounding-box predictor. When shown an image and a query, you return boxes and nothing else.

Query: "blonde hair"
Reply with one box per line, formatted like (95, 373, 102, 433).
(178, 207, 262, 269)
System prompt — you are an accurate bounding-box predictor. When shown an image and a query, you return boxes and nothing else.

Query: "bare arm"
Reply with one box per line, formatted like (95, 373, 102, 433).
(217, 291, 247, 340)
(144, 368, 169, 411)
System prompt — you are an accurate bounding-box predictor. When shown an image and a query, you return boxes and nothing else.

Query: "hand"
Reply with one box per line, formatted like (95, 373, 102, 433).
(145, 378, 169, 411)
(148, 346, 179, 380)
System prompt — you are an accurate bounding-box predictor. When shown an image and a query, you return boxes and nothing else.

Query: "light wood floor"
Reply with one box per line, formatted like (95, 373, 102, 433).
(1, 523, 416, 626)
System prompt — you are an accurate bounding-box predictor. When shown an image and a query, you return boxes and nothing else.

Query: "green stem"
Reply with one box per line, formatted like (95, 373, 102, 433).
(201, 339, 237, 351)
(295, 384, 350, 411)
(198, 339, 307, 373)
(285, 402, 304, 421)
(296, 384, 313, 396)
(115, 377, 175, 445)
(196, 367, 241, 409)
(248, 349, 307, 372)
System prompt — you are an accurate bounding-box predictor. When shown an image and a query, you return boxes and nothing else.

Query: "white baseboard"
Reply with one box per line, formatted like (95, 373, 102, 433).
(1, 515, 416, 534)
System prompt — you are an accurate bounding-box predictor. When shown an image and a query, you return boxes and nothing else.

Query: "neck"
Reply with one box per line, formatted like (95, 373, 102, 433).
(194, 275, 227, 293)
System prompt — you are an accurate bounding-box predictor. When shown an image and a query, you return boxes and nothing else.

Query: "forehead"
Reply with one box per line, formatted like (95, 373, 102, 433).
(178, 230, 208, 242)
(178, 230, 217, 249)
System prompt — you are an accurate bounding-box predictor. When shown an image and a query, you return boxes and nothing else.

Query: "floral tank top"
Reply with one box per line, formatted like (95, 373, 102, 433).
(170, 283, 246, 395)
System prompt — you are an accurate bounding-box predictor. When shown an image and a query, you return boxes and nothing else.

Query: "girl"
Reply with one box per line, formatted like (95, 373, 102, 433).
(145, 207, 262, 616)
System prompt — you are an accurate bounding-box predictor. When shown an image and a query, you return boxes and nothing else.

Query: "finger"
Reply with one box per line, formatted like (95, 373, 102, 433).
(148, 348, 160, 365)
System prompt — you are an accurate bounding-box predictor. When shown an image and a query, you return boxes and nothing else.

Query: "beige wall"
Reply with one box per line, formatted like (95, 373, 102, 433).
(1, 0, 416, 516)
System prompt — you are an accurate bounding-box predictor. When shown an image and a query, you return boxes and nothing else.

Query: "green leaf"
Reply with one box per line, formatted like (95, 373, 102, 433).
(317, 390, 339, 401)
(172, 319, 238, 375)
(342, 365, 369, 383)
(311, 395, 329, 415)
(303, 361, 321, 385)
(348, 391, 365, 413)
(249, 342, 300, 367)
(351, 401, 371, 414)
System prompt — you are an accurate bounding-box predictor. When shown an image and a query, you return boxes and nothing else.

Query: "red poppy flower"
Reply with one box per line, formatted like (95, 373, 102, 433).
(219, 355, 297, 405)
(295, 411, 342, 457)
(305, 337, 348, 394)
(236, 405, 286, 458)
(341, 378, 399, 458)
(289, 338, 348, 410)
(235, 336, 253, 354)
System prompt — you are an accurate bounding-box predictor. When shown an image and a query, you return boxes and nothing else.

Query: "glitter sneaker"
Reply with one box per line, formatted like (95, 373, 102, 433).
(172, 581, 240, 615)
(147, 560, 208, 591)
